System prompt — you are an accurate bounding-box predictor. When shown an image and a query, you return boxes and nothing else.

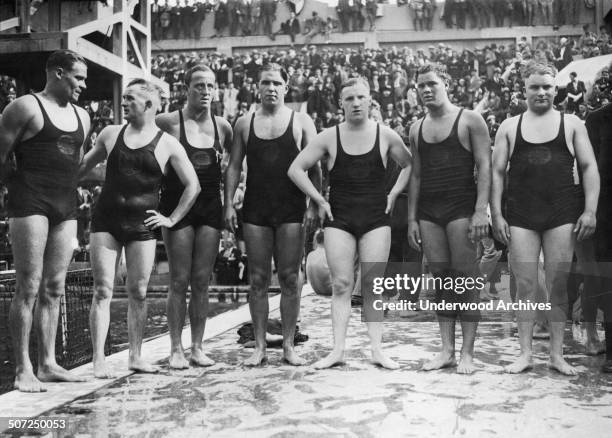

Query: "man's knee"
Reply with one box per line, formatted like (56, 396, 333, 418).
(93, 281, 113, 302)
(249, 270, 270, 296)
(169, 276, 190, 296)
(278, 268, 300, 293)
(190, 270, 211, 294)
(41, 276, 66, 300)
(15, 272, 43, 302)
(127, 279, 148, 302)
(332, 276, 354, 296)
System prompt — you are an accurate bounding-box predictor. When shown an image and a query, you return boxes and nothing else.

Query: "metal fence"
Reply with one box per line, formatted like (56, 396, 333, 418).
(0, 269, 111, 395)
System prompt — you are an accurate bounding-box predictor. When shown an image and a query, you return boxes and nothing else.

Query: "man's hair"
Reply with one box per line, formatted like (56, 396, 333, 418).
(184, 64, 214, 86)
(46, 50, 86, 72)
(259, 63, 288, 83)
(520, 61, 557, 79)
(126, 78, 163, 104)
(415, 63, 451, 83)
(339, 77, 370, 94)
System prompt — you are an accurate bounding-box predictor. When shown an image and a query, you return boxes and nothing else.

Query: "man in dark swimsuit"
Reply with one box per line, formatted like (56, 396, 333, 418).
(579, 7, 612, 374)
(0, 50, 91, 392)
(79, 79, 199, 377)
(288, 77, 412, 370)
(225, 63, 319, 366)
(407, 63, 491, 374)
(585, 96, 612, 372)
(492, 61, 599, 375)
(156, 65, 233, 369)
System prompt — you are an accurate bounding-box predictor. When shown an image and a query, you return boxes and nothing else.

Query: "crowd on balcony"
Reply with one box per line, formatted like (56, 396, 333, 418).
(150, 0, 595, 42)
(149, 21, 611, 137)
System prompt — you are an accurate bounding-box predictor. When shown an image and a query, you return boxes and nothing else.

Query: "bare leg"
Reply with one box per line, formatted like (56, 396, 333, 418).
(359, 226, 398, 369)
(189, 225, 220, 366)
(90, 232, 121, 378)
(275, 223, 306, 366)
(242, 224, 274, 366)
(543, 225, 578, 376)
(125, 239, 159, 373)
(505, 227, 541, 374)
(314, 228, 357, 369)
(9, 216, 49, 392)
(35, 219, 88, 383)
(419, 220, 457, 371)
(162, 226, 194, 369)
(575, 239, 605, 355)
(447, 218, 479, 374)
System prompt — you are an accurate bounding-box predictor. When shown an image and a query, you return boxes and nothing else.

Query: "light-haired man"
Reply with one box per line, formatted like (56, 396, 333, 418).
(80, 79, 200, 377)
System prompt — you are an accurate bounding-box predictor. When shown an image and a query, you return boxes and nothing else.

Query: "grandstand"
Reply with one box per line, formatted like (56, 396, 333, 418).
(152, 0, 600, 54)
(0, 0, 168, 121)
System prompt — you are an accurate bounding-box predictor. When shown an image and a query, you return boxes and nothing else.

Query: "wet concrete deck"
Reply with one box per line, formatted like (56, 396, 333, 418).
(2, 283, 612, 437)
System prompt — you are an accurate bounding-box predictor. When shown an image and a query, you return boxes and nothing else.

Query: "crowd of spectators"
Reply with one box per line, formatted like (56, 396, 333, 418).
(150, 23, 612, 141)
(150, 0, 595, 41)
(0, 76, 16, 114)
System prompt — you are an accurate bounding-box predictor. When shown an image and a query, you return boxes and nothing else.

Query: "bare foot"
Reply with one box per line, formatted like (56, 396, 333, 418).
(190, 349, 215, 367)
(313, 350, 345, 369)
(371, 349, 400, 370)
(283, 347, 306, 366)
(585, 340, 606, 356)
(504, 354, 533, 374)
(243, 348, 267, 367)
(548, 355, 578, 376)
(421, 352, 457, 371)
(37, 364, 88, 383)
(128, 359, 160, 374)
(14, 370, 46, 392)
(457, 353, 475, 374)
(169, 351, 190, 369)
(93, 361, 118, 379)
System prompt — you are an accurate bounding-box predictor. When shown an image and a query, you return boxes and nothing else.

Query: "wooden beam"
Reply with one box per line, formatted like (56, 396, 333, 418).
(47, 0, 61, 32)
(0, 17, 19, 32)
(112, 75, 122, 124)
(0, 32, 65, 54)
(67, 12, 123, 39)
(129, 18, 147, 36)
(75, 37, 124, 74)
(126, 27, 146, 71)
(18, 0, 30, 33)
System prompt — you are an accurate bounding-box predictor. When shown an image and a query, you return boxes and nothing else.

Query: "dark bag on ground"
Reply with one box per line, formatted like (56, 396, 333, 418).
(237, 318, 308, 348)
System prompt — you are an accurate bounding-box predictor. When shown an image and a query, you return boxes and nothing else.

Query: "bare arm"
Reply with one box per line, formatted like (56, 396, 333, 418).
(406, 122, 421, 250)
(224, 115, 248, 230)
(467, 111, 492, 214)
(217, 116, 234, 153)
(217, 116, 234, 171)
(385, 126, 413, 195)
(491, 119, 511, 245)
(155, 112, 175, 135)
(147, 136, 200, 228)
(288, 128, 332, 217)
(298, 113, 322, 225)
(570, 115, 599, 240)
(0, 98, 34, 170)
(78, 126, 112, 179)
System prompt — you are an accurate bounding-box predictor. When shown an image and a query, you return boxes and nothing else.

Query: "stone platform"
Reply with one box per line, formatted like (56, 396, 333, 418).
(1, 284, 611, 437)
